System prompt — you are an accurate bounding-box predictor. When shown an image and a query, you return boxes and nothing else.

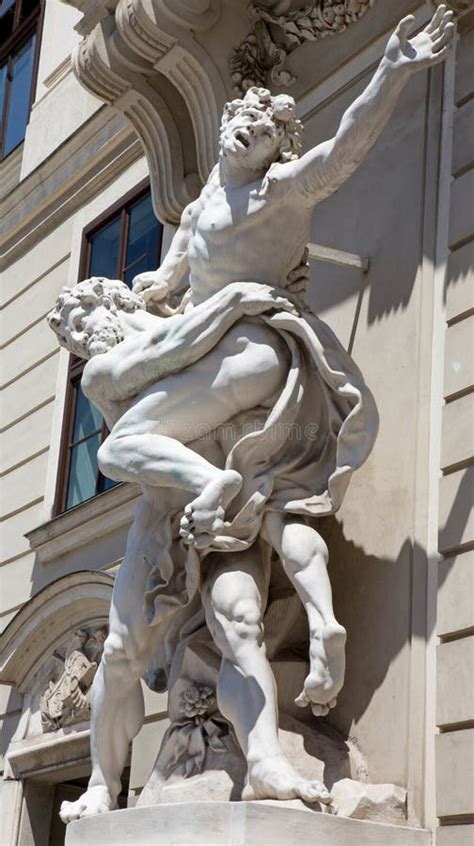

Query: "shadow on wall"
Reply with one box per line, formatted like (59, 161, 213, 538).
(322, 465, 472, 744)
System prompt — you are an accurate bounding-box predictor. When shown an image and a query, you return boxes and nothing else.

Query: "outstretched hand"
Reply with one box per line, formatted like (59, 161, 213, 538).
(384, 4, 455, 73)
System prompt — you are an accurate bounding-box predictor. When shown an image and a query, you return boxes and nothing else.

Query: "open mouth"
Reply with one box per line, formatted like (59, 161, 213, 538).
(234, 130, 250, 149)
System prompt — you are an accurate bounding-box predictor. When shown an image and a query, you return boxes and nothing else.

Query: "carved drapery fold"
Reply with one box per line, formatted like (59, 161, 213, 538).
(230, 0, 376, 93)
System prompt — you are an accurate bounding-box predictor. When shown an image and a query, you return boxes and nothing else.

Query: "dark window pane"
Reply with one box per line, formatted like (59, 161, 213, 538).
(125, 194, 159, 269)
(0, 63, 7, 121)
(0, 0, 15, 43)
(0, 0, 16, 16)
(71, 383, 102, 444)
(99, 474, 117, 494)
(19, 0, 40, 23)
(3, 33, 35, 155)
(88, 215, 121, 279)
(66, 432, 102, 509)
(123, 255, 152, 288)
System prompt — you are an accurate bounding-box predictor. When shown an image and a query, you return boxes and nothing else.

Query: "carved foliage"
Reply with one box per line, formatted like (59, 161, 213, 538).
(160, 683, 230, 778)
(40, 627, 107, 732)
(230, 0, 375, 94)
(431, 0, 474, 12)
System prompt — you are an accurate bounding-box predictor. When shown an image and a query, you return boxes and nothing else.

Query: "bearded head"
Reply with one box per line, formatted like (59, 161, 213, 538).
(47, 277, 145, 359)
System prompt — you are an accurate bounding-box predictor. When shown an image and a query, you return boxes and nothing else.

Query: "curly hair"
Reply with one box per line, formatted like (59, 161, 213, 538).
(220, 87, 303, 163)
(47, 277, 145, 358)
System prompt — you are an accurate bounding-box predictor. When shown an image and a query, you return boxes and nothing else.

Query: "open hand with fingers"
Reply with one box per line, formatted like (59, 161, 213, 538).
(384, 4, 455, 74)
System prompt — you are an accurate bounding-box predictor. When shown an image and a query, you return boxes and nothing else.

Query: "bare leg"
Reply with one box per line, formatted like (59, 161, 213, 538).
(60, 496, 167, 823)
(201, 550, 330, 804)
(263, 512, 346, 716)
(97, 320, 288, 547)
(99, 433, 242, 549)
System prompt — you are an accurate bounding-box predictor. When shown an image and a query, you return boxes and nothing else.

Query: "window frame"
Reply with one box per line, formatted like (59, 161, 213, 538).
(54, 179, 163, 515)
(0, 0, 45, 160)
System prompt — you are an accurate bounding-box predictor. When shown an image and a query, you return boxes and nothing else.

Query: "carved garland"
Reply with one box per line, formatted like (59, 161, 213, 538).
(230, 0, 376, 94)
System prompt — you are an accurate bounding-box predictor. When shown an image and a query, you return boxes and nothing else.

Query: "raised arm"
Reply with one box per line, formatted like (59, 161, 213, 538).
(291, 6, 454, 205)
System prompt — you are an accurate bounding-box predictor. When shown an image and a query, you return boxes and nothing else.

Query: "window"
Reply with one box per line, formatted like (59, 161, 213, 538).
(0, 0, 43, 159)
(55, 183, 163, 514)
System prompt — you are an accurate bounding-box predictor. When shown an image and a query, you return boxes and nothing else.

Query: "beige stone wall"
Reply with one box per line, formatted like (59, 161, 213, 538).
(436, 14, 474, 845)
(0, 40, 147, 799)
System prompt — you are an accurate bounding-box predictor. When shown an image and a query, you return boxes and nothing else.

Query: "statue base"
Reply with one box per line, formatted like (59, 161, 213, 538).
(65, 801, 430, 846)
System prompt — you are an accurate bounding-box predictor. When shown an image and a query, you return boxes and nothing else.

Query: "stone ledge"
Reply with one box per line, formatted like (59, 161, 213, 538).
(65, 802, 431, 846)
(25, 482, 140, 564)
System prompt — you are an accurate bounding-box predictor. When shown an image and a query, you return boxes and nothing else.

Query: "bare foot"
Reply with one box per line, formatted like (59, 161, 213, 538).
(242, 754, 331, 804)
(59, 785, 116, 823)
(295, 622, 346, 716)
(179, 469, 242, 549)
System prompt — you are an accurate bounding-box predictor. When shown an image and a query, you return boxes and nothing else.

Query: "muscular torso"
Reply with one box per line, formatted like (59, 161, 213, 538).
(188, 175, 312, 305)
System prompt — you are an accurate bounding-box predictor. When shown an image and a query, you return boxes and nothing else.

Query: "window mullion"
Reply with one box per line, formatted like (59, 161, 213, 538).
(97, 419, 109, 493)
(1, 54, 14, 158)
(68, 428, 103, 450)
(118, 207, 128, 279)
(13, 0, 22, 29)
(57, 360, 82, 514)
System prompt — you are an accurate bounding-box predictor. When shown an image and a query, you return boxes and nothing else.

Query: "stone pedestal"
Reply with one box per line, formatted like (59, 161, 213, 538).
(65, 802, 431, 846)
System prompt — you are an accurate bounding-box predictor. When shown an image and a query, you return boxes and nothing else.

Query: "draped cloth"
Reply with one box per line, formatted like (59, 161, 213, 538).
(125, 291, 379, 676)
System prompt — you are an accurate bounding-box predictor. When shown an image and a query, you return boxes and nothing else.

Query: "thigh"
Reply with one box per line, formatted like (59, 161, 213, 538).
(107, 498, 167, 661)
(109, 321, 289, 443)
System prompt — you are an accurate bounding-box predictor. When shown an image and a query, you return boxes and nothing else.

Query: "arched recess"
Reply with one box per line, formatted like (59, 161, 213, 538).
(0, 571, 113, 693)
(71, 0, 227, 223)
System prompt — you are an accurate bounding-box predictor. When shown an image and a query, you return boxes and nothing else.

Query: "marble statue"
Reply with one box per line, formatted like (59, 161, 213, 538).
(47, 6, 453, 823)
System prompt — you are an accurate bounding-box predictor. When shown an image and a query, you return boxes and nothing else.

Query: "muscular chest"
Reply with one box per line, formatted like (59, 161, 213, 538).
(193, 184, 273, 239)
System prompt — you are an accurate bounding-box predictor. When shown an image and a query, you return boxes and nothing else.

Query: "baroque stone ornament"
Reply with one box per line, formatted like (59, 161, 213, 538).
(48, 6, 454, 826)
(230, 0, 376, 94)
(40, 627, 107, 731)
(431, 0, 473, 13)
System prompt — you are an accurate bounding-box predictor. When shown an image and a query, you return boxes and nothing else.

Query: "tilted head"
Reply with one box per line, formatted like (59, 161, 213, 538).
(219, 87, 303, 173)
(47, 277, 145, 359)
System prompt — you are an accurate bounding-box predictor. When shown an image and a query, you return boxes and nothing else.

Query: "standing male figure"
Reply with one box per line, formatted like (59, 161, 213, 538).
(48, 6, 454, 821)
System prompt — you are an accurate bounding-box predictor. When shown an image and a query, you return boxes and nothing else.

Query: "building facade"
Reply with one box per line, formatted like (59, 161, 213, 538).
(0, 0, 472, 843)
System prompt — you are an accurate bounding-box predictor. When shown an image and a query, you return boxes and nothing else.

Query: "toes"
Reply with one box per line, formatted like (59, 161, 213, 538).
(60, 801, 84, 823)
(184, 503, 193, 516)
(295, 690, 310, 708)
(328, 697, 337, 709)
(299, 780, 331, 804)
(311, 703, 329, 717)
(241, 783, 256, 801)
(181, 532, 195, 545)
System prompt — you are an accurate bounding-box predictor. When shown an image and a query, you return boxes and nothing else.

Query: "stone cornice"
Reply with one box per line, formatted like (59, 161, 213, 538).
(68, 0, 227, 222)
(26, 482, 140, 564)
(0, 108, 141, 270)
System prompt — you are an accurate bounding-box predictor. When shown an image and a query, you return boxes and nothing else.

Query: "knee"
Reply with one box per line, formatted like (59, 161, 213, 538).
(208, 592, 264, 659)
(281, 523, 328, 572)
(101, 632, 148, 681)
(97, 436, 122, 481)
